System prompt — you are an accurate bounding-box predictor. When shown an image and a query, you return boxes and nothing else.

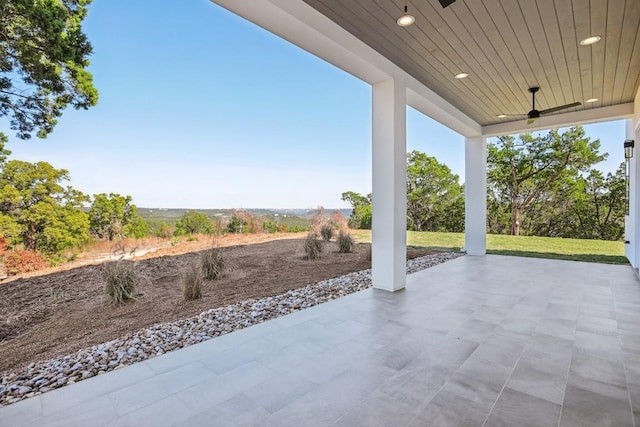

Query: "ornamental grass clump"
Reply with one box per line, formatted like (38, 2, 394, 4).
(200, 246, 227, 280)
(182, 262, 203, 301)
(320, 224, 334, 242)
(104, 260, 138, 304)
(337, 230, 354, 253)
(303, 232, 323, 260)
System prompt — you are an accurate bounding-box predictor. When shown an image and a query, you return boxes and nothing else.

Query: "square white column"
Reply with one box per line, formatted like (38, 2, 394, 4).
(372, 76, 407, 292)
(465, 136, 487, 256)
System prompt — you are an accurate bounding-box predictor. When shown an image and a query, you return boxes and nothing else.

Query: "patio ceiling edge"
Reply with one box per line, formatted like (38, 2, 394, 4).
(209, 0, 481, 138)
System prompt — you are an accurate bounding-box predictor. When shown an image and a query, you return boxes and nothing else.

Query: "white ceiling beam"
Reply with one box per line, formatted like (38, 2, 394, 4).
(634, 84, 640, 129)
(210, 0, 392, 85)
(210, 0, 482, 138)
(406, 76, 482, 137)
(482, 103, 635, 137)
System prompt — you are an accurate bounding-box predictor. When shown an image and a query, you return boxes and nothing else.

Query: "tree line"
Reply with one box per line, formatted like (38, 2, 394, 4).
(0, 138, 145, 255)
(342, 126, 626, 241)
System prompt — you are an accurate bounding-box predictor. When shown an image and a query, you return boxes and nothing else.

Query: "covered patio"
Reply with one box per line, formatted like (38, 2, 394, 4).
(2, 0, 640, 425)
(1, 255, 639, 426)
(208, 0, 640, 291)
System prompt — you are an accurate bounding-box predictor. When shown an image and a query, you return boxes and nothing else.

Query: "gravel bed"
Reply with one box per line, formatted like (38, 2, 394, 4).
(0, 252, 462, 406)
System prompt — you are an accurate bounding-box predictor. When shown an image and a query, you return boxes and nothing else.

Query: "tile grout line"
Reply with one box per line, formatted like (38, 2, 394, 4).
(479, 345, 524, 427)
(614, 284, 638, 427)
(556, 287, 589, 427)
(479, 301, 558, 427)
(555, 348, 573, 427)
(403, 285, 487, 426)
(616, 308, 637, 427)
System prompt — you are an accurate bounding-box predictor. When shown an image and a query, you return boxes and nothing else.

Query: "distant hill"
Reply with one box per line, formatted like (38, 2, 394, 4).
(138, 208, 350, 218)
(137, 208, 352, 227)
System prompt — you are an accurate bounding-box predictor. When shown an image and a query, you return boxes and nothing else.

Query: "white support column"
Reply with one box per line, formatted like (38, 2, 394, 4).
(372, 76, 407, 292)
(465, 136, 487, 256)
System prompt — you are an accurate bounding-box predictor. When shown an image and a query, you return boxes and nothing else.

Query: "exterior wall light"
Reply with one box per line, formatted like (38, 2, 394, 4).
(625, 139, 635, 159)
(625, 139, 634, 215)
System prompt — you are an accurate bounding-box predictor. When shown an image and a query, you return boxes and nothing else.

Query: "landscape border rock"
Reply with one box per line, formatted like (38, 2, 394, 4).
(0, 252, 463, 406)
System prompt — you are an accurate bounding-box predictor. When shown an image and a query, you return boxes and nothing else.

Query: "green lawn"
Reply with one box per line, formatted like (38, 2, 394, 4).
(351, 230, 627, 265)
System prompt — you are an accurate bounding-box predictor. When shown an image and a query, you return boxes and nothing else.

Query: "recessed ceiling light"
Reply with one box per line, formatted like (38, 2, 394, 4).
(586, 98, 598, 103)
(397, 14, 415, 26)
(397, 5, 415, 27)
(497, 114, 507, 118)
(580, 35, 601, 46)
(454, 72, 468, 79)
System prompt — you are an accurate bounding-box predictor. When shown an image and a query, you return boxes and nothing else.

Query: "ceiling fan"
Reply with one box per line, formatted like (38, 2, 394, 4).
(438, 0, 457, 7)
(504, 87, 581, 124)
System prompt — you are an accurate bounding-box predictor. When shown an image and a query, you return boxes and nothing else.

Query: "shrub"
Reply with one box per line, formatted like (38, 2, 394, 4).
(262, 220, 278, 233)
(320, 225, 333, 242)
(104, 260, 138, 304)
(182, 263, 203, 300)
(174, 211, 213, 236)
(303, 233, 322, 260)
(150, 221, 173, 238)
(200, 247, 227, 280)
(123, 217, 150, 238)
(227, 214, 247, 233)
(337, 231, 354, 253)
(3, 250, 49, 275)
(329, 211, 348, 231)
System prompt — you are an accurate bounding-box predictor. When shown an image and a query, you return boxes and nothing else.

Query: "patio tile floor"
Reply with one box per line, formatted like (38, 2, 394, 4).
(1, 255, 639, 426)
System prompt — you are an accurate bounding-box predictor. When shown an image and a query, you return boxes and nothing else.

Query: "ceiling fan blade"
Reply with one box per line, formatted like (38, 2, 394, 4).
(539, 102, 581, 115)
(527, 118, 537, 125)
(438, 0, 457, 8)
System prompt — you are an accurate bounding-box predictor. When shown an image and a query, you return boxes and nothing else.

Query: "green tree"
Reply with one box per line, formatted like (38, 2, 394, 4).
(89, 193, 140, 240)
(227, 214, 247, 233)
(406, 151, 464, 232)
(175, 211, 212, 236)
(571, 164, 626, 240)
(0, 0, 98, 140)
(0, 134, 10, 165)
(123, 216, 150, 239)
(0, 212, 21, 247)
(341, 191, 372, 229)
(487, 126, 605, 235)
(0, 159, 89, 252)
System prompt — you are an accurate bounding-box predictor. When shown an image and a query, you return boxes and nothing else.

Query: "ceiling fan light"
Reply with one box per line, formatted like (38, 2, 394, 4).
(580, 35, 601, 46)
(454, 72, 468, 79)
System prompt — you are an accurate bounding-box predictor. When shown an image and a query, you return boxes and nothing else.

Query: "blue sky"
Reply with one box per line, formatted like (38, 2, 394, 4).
(5, 0, 625, 209)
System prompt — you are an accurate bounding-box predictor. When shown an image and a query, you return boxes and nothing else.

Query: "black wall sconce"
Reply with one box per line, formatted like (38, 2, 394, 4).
(625, 139, 635, 159)
(625, 139, 635, 215)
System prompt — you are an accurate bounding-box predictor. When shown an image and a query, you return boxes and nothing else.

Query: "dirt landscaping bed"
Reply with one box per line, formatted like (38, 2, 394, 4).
(0, 237, 432, 375)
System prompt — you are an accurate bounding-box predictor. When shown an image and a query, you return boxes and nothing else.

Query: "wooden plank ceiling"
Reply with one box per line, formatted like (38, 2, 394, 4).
(301, 0, 640, 126)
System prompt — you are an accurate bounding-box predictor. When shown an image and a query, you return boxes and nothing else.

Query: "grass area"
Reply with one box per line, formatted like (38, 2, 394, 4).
(351, 230, 627, 265)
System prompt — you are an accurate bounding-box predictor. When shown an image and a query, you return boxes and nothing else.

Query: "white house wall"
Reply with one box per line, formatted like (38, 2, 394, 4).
(626, 85, 640, 270)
